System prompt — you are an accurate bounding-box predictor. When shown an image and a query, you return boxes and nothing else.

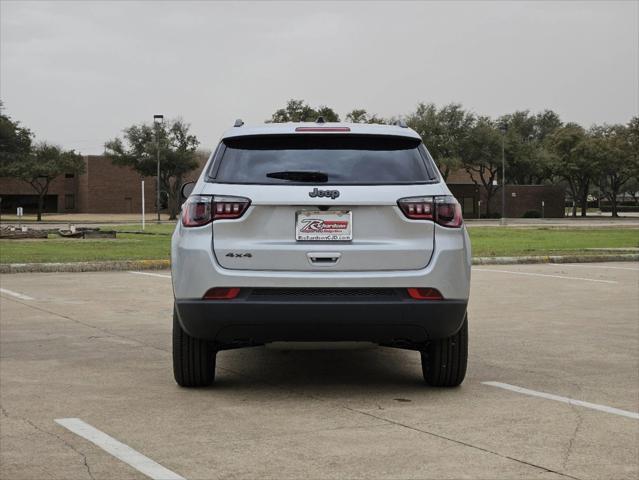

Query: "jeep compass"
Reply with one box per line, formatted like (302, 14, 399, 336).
(171, 120, 471, 387)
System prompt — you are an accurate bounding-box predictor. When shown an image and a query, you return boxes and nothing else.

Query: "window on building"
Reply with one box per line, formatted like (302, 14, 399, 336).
(65, 194, 75, 210)
(65, 173, 75, 178)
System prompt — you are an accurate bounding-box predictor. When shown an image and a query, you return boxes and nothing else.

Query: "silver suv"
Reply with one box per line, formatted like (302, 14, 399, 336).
(172, 121, 471, 388)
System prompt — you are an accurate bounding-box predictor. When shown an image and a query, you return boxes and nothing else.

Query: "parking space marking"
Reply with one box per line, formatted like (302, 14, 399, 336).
(55, 418, 185, 480)
(482, 382, 639, 420)
(473, 268, 618, 284)
(0, 288, 34, 301)
(129, 271, 172, 279)
(558, 263, 639, 272)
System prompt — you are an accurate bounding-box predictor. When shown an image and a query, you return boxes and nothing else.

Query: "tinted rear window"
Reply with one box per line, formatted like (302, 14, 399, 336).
(210, 134, 433, 185)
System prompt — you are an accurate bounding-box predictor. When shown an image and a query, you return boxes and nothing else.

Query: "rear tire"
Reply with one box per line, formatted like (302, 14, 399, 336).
(421, 314, 468, 387)
(173, 306, 216, 387)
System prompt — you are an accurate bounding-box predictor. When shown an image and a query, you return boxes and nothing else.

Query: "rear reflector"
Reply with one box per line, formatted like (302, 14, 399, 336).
(407, 288, 444, 300)
(203, 287, 241, 300)
(294, 127, 351, 132)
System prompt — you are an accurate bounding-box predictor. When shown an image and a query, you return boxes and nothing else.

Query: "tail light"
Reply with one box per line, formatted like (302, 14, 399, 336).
(398, 195, 463, 228)
(182, 195, 212, 227)
(212, 196, 251, 220)
(203, 287, 241, 299)
(407, 288, 444, 300)
(182, 195, 250, 227)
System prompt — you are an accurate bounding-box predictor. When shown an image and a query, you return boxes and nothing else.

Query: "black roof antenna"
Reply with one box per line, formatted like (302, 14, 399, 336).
(315, 116, 326, 124)
(234, 119, 244, 127)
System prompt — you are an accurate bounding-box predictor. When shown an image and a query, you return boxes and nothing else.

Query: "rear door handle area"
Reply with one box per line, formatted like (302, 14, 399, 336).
(307, 252, 341, 266)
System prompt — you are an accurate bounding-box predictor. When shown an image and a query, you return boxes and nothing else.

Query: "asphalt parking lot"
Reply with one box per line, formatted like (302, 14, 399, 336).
(1, 262, 637, 480)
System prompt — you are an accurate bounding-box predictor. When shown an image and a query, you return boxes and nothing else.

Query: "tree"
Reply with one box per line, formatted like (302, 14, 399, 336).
(460, 116, 503, 216)
(549, 124, 599, 217)
(5, 143, 85, 221)
(405, 103, 474, 180)
(345, 109, 385, 124)
(105, 119, 200, 220)
(627, 117, 639, 206)
(534, 110, 563, 140)
(498, 110, 560, 185)
(0, 102, 33, 169)
(268, 99, 340, 122)
(315, 105, 340, 122)
(591, 120, 639, 216)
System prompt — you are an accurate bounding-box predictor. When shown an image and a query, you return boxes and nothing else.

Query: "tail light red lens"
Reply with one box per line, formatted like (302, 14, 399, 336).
(397, 197, 434, 220)
(182, 195, 213, 227)
(203, 287, 241, 299)
(213, 196, 251, 220)
(182, 195, 250, 227)
(398, 195, 463, 228)
(407, 288, 444, 300)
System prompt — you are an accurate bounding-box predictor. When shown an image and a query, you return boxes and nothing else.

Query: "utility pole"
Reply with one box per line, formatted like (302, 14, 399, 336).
(499, 123, 507, 226)
(141, 176, 145, 231)
(153, 114, 164, 222)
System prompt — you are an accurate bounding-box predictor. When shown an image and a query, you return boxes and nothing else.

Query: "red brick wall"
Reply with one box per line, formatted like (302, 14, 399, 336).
(1, 154, 210, 214)
(0, 174, 78, 213)
(448, 184, 565, 218)
(80, 156, 158, 214)
(494, 185, 565, 218)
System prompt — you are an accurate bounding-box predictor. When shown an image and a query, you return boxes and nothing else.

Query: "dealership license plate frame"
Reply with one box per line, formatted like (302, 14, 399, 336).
(295, 210, 353, 241)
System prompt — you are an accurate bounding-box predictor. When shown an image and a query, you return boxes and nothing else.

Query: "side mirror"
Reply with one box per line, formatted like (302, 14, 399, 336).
(181, 181, 195, 199)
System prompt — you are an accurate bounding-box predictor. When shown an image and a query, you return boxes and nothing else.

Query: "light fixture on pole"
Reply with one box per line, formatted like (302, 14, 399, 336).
(153, 114, 164, 222)
(499, 123, 507, 226)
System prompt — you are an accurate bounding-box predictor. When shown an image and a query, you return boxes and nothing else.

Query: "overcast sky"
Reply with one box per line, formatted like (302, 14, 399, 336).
(1, 0, 637, 154)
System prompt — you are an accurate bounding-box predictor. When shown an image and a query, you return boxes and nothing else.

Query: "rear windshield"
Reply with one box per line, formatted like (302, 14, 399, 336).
(209, 134, 434, 185)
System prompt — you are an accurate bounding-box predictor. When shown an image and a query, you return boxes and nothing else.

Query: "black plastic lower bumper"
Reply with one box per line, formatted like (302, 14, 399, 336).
(175, 289, 467, 348)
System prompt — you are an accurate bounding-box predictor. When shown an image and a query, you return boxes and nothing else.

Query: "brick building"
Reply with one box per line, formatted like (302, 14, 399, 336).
(445, 169, 565, 218)
(1, 156, 564, 217)
(0, 155, 205, 214)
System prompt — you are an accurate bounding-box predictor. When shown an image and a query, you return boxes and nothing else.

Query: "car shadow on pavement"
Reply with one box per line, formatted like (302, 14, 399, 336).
(213, 345, 430, 391)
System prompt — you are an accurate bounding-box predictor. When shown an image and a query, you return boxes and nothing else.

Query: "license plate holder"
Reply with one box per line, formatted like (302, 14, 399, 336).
(295, 210, 352, 241)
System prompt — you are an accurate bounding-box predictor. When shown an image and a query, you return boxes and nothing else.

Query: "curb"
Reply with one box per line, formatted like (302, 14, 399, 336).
(472, 254, 639, 265)
(0, 259, 170, 274)
(1, 254, 637, 274)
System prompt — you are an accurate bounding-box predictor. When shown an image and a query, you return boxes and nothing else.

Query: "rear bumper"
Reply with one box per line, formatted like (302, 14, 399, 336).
(175, 292, 467, 348)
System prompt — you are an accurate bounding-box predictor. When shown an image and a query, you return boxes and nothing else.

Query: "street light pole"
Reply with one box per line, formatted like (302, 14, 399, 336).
(499, 124, 507, 226)
(154, 114, 164, 222)
(141, 176, 145, 231)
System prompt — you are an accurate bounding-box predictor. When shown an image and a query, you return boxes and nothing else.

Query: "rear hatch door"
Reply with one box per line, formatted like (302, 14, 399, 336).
(205, 133, 445, 272)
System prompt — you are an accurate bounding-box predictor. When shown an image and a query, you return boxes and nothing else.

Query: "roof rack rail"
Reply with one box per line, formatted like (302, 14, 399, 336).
(233, 119, 244, 127)
(315, 116, 326, 124)
(394, 119, 408, 128)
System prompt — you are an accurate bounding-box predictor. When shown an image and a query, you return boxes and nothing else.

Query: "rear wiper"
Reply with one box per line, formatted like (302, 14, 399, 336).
(266, 171, 328, 182)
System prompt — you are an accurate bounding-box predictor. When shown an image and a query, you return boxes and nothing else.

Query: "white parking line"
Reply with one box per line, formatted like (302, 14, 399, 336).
(0, 288, 34, 300)
(558, 263, 639, 272)
(55, 418, 185, 480)
(473, 268, 618, 284)
(129, 271, 171, 279)
(482, 382, 639, 420)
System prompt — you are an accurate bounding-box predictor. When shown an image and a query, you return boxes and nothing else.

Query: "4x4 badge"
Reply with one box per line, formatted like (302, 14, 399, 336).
(309, 188, 340, 199)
